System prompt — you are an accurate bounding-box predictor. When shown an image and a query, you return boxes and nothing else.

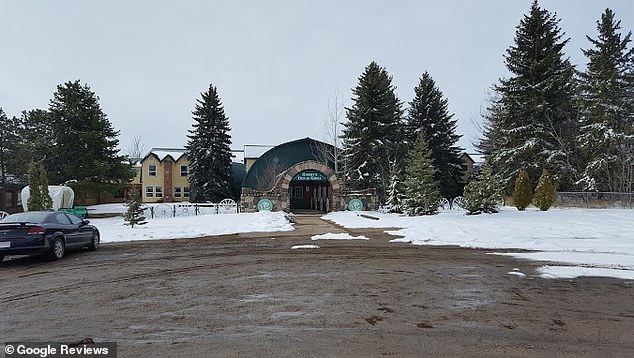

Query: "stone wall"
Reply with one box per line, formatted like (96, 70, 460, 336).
(241, 160, 380, 213)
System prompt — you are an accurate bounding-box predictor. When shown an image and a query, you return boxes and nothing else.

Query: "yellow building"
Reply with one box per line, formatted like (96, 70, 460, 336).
(130, 147, 247, 203)
(134, 148, 191, 203)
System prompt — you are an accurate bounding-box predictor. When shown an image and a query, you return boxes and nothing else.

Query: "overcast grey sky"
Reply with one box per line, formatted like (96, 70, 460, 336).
(1, 1, 633, 155)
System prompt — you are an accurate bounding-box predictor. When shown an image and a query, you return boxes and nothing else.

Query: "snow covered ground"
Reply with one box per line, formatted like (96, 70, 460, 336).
(87, 203, 634, 280)
(324, 207, 634, 280)
(90, 211, 293, 243)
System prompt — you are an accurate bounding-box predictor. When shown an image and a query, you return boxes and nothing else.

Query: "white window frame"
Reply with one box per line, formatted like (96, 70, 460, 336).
(180, 165, 188, 177)
(183, 186, 190, 198)
(174, 187, 182, 198)
(148, 165, 157, 176)
(155, 186, 163, 198)
(145, 186, 154, 198)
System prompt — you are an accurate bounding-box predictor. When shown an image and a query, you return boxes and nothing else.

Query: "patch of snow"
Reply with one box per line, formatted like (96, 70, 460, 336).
(290, 245, 320, 250)
(92, 211, 293, 243)
(324, 207, 634, 280)
(537, 266, 634, 280)
(311, 233, 369, 241)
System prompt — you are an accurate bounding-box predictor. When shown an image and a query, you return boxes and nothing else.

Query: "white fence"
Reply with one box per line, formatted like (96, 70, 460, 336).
(143, 199, 238, 219)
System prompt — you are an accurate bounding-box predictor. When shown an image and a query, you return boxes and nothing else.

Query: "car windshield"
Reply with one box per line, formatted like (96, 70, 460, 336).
(0, 212, 50, 224)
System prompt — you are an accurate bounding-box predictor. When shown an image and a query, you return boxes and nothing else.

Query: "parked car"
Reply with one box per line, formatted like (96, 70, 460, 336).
(0, 211, 99, 262)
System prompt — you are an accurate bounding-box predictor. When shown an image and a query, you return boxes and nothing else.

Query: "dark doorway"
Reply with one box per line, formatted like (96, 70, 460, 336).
(289, 170, 330, 212)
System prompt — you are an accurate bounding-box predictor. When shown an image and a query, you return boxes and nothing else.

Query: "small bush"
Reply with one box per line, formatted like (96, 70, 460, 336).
(512, 169, 533, 211)
(463, 163, 504, 215)
(124, 189, 147, 228)
(533, 169, 556, 211)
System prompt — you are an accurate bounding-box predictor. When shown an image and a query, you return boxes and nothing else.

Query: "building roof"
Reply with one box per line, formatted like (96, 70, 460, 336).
(244, 144, 275, 159)
(141, 148, 244, 164)
(142, 148, 187, 163)
(242, 137, 336, 190)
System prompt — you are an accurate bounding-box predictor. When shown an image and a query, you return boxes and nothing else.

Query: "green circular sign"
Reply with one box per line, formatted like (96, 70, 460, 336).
(348, 198, 364, 211)
(257, 198, 274, 211)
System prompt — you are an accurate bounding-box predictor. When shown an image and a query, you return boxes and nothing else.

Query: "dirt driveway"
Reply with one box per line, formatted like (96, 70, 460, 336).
(1, 215, 633, 357)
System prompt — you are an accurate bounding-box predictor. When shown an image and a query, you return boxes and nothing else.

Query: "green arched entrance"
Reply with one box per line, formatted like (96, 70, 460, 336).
(289, 170, 330, 211)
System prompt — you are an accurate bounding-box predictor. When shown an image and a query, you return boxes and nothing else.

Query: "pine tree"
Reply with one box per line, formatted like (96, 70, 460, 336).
(463, 163, 504, 215)
(186, 84, 234, 203)
(534, 169, 556, 211)
(402, 132, 441, 216)
(478, 1, 579, 190)
(0, 109, 23, 210)
(512, 169, 533, 210)
(123, 189, 147, 228)
(577, 8, 634, 193)
(385, 161, 404, 213)
(27, 162, 52, 211)
(342, 61, 405, 202)
(19, 109, 53, 168)
(47, 80, 132, 189)
(405, 72, 464, 199)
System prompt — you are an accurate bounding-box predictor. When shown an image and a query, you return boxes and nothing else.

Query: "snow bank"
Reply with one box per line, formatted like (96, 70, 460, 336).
(92, 211, 293, 243)
(324, 208, 634, 280)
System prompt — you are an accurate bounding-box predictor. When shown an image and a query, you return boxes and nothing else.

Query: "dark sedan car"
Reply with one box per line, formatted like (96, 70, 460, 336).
(0, 211, 100, 262)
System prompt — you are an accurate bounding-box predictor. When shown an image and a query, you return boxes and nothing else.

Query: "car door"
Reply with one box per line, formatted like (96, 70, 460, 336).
(65, 213, 93, 244)
(53, 212, 80, 248)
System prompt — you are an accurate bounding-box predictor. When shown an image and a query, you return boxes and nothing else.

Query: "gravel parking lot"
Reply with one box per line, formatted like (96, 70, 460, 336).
(1, 216, 633, 357)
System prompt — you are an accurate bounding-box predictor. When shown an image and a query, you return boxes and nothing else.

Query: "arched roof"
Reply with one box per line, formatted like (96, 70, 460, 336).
(242, 137, 337, 190)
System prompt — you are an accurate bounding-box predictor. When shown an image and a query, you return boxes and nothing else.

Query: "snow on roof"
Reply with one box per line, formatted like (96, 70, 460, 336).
(232, 150, 245, 164)
(462, 152, 485, 165)
(244, 144, 274, 159)
(149, 148, 187, 162)
(144, 148, 245, 164)
(470, 154, 486, 164)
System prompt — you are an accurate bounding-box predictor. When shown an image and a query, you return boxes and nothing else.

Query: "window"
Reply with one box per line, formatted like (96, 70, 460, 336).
(183, 186, 190, 198)
(180, 165, 188, 177)
(148, 165, 157, 176)
(67, 214, 83, 225)
(55, 213, 72, 225)
(294, 186, 304, 199)
(174, 187, 182, 198)
(145, 186, 154, 197)
(155, 186, 163, 198)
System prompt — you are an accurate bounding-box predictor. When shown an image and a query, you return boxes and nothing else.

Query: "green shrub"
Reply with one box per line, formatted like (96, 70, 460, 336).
(533, 169, 556, 211)
(512, 169, 533, 211)
(463, 163, 504, 215)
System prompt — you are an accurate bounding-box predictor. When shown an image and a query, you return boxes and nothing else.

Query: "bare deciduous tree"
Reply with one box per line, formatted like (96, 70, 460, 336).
(314, 91, 345, 175)
(127, 135, 147, 161)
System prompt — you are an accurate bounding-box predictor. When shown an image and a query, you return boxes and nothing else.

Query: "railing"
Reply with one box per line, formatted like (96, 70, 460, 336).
(556, 192, 634, 208)
(143, 199, 238, 219)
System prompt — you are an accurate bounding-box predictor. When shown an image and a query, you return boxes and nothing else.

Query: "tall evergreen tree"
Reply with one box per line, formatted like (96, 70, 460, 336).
(577, 8, 634, 193)
(405, 72, 464, 198)
(402, 132, 441, 215)
(478, 1, 579, 190)
(186, 84, 233, 202)
(19, 109, 53, 167)
(0, 109, 23, 210)
(47, 80, 132, 189)
(342, 61, 404, 202)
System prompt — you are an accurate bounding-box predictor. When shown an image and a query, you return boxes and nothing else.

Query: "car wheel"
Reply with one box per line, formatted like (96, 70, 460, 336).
(88, 231, 100, 251)
(48, 237, 65, 261)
